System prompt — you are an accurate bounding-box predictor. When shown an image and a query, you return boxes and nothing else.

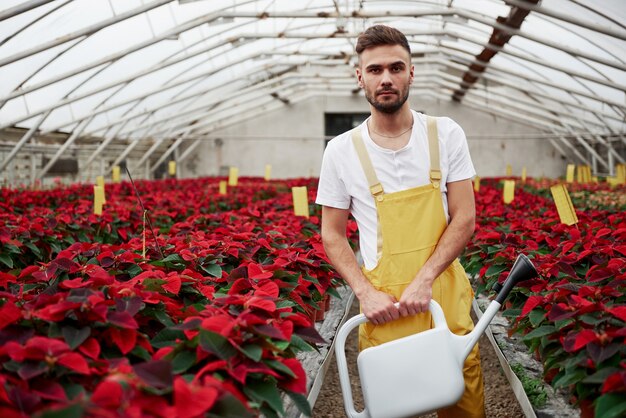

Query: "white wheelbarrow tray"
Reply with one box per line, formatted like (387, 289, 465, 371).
(335, 254, 537, 418)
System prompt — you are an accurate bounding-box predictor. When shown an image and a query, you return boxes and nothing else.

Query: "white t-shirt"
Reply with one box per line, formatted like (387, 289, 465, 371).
(316, 110, 476, 270)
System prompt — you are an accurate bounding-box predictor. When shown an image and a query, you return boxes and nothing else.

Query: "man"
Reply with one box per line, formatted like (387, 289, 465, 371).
(316, 25, 485, 417)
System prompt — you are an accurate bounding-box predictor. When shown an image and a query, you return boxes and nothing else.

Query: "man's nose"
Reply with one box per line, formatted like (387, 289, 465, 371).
(380, 70, 393, 85)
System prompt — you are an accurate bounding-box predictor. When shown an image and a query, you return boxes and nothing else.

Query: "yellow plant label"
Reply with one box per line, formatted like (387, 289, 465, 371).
(112, 166, 121, 183)
(566, 164, 575, 183)
(503, 180, 515, 204)
(607, 177, 619, 188)
(168, 161, 176, 176)
(96, 176, 106, 203)
(617, 164, 626, 184)
(219, 180, 227, 195)
(228, 167, 238, 186)
(265, 164, 272, 181)
(93, 185, 104, 215)
(521, 167, 527, 183)
(292, 186, 309, 218)
(473, 176, 480, 192)
(506, 164, 512, 176)
(550, 184, 578, 226)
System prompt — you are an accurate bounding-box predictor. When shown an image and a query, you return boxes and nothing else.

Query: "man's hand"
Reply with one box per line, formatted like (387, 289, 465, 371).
(398, 276, 433, 316)
(360, 288, 400, 325)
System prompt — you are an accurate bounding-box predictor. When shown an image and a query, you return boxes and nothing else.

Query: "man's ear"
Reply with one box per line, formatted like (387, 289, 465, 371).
(355, 68, 364, 88)
(409, 64, 414, 84)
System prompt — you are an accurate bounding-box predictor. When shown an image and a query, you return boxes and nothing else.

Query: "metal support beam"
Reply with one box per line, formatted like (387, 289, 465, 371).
(501, 0, 626, 41)
(0, 110, 51, 172)
(81, 122, 129, 173)
(134, 139, 166, 171)
(0, 0, 173, 68)
(0, 0, 54, 22)
(178, 139, 202, 163)
(151, 131, 191, 173)
(38, 117, 93, 179)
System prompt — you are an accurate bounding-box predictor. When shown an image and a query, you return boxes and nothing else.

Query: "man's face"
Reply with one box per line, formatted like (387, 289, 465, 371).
(356, 44, 414, 114)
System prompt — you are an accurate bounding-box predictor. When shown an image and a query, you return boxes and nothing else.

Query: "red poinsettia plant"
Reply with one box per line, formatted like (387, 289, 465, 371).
(462, 177, 626, 417)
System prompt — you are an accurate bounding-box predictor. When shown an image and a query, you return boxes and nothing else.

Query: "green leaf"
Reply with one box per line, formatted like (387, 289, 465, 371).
(289, 334, 314, 352)
(286, 391, 312, 417)
(131, 346, 152, 361)
(485, 265, 507, 276)
(552, 368, 586, 389)
(199, 330, 237, 360)
(554, 318, 575, 330)
(62, 326, 91, 350)
(207, 393, 255, 418)
(265, 359, 297, 378)
(528, 309, 546, 327)
(595, 394, 626, 418)
(582, 367, 619, 384)
(0, 253, 13, 269)
(522, 325, 556, 341)
(36, 403, 84, 418)
(243, 379, 284, 415)
(172, 351, 196, 373)
(502, 308, 522, 319)
(201, 263, 222, 278)
(125, 263, 143, 278)
(579, 314, 604, 326)
(25, 242, 42, 258)
(151, 328, 185, 349)
(240, 344, 263, 362)
(153, 309, 175, 327)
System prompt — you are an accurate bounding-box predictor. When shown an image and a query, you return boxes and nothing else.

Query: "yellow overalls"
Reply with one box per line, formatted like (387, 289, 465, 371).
(352, 116, 485, 418)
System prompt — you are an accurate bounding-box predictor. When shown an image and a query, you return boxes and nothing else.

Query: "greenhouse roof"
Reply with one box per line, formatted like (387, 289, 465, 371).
(0, 0, 624, 174)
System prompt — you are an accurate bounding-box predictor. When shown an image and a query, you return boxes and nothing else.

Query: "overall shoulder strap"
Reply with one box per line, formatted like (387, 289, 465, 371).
(426, 116, 442, 188)
(351, 126, 384, 197)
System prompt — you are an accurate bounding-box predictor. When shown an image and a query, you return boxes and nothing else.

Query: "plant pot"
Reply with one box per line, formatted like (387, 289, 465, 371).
(579, 398, 594, 418)
(324, 294, 331, 312)
(315, 307, 325, 322)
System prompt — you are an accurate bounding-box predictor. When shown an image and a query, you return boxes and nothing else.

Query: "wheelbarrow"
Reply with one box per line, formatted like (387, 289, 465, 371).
(335, 254, 538, 418)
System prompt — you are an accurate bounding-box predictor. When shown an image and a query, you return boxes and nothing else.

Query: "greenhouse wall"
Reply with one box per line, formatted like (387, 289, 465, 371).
(191, 95, 566, 180)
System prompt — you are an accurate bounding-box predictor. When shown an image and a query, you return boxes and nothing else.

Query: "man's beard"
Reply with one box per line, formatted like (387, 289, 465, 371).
(365, 86, 410, 114)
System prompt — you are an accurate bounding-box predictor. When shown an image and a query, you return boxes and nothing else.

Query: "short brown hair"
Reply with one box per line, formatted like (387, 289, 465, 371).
(356, 25, 411, 56)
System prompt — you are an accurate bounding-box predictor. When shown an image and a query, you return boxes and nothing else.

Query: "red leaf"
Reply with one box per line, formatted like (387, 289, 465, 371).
(601, 371, 626, 394)
(521, 295, 544, 317)
(107, 311, 138, 329)
(58, 352, 90, 374)
(246, 296, 276, 312)
(0, 272, 16, 287)
(91, 380, 123, 408)
(59, 277, 91, 289)
(174, 377, 219, 418)
(608, 306, 626, 322)
(569, 329, 597, 352)
(162, 274, 181, 295)
(79, 338, 101, 360)
(595, 228, 612, 238)
(110, 328, 137, 355)
(0, 302, 22, 330)
(247, 263, 273, 280)
(278, 358, 307, 393)
(201, 315, 235, 337)
(31, 381, 67, 401)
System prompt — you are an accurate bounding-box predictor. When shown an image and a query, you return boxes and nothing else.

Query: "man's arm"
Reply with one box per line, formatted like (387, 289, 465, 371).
(398, 178, 476, 316)
(321, 206, 400, 325)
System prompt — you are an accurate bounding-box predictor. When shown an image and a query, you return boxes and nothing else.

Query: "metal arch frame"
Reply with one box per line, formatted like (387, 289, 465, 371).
(1, 9, 620, 137)
(6, 26, 621, 137)
(1, 2, 620, 178)
(4, 5, 623, 109)
(0, 0, 55, 22)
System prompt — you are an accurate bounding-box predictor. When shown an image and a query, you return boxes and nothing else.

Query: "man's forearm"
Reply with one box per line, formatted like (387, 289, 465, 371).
(323, 235, 373, 299)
